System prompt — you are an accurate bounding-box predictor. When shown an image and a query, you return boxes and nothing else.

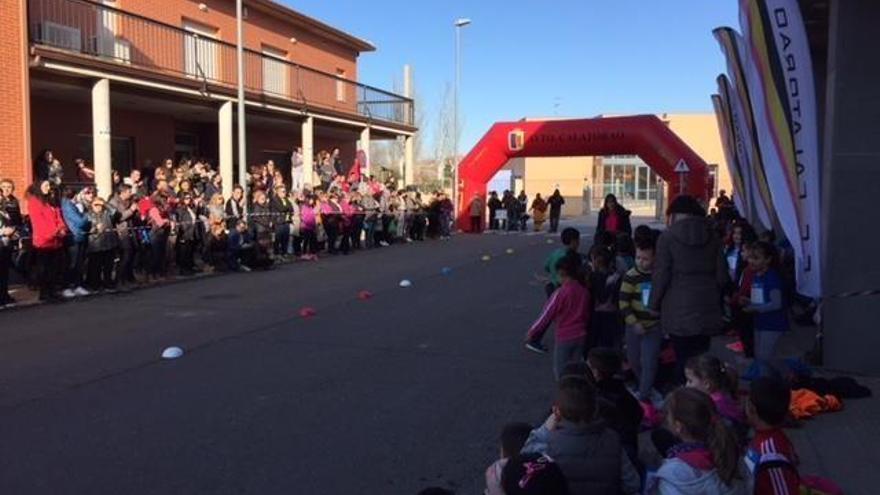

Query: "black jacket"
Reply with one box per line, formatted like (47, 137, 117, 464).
(595, 205, 633, 238)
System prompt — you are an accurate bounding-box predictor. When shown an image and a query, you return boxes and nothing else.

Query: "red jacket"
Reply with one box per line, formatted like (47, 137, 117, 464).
(27, 196, 66, 249)
(746, 428, 800, 495)
(526, 280, 591, 343)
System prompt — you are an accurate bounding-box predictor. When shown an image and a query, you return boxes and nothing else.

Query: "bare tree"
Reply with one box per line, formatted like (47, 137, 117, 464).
(370, 77, 427, 184)
(432, 82, 460, 188)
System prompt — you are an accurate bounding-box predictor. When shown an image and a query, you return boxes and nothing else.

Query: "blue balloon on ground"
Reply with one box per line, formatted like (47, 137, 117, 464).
(441, 267, 452, 275)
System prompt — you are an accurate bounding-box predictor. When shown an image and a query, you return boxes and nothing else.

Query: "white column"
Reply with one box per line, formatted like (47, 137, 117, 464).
(359, 126, 371, 177)
(92, 78, 112, 198)
(301, 116, 314, 188)
(404, 135, 415, 186)
(218, 101, 234, 199)
(403, 64, 415, 186)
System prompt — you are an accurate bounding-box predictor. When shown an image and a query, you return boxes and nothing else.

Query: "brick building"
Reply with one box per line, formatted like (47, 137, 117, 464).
(1, 0, 416, 200)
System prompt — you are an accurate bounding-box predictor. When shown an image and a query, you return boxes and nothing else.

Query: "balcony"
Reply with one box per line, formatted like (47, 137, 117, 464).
(27, 0, 414, 127)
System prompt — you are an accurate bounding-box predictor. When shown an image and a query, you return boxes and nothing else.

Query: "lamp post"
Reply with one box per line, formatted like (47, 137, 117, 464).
(453, 17, 471, 225)
(236, 0, 247, 202)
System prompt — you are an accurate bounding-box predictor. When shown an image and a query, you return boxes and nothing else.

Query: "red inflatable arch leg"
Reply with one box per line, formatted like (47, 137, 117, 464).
(455, 115, 710, 231)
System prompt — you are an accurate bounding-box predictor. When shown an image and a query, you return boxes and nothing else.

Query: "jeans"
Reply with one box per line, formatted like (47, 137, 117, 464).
(470, 215, 481, 233)
(669, 334, 711, 384)
(554, 338, 585, 381)
(549, 214, 560, 233)
(65, 240, 88, 288)
(625, 325, 663, 400)
(273, 224, 290, 256)
(291, 167, 304, 191)
(86, 250, 115, 289)
(150, 230, 168, 276)
(0, 245, 11, 301)
(754, 330, 783, 377)
(176, 239, 195, 273)
(117, 237, 135, 284)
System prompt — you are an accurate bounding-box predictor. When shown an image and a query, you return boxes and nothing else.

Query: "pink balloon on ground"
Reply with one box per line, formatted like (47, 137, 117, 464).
(357, 290, 373, 300)
(299, 307, 317, 318)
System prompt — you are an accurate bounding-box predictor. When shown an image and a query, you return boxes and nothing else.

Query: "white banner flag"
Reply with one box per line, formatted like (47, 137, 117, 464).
(714, 27, 775, 230)
(739, 0, 822, 297)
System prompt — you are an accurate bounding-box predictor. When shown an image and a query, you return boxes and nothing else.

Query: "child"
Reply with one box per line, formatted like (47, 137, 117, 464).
(589, 244, 622, 350)
(742, 241, 789, 377)
(724, 222, 756, 284)
(648, 388, 747, 494)
(685, 355, 747, 443)
(521, 377, 641, 495)
(619, 238, 661, 404)
(615, 233, 636, 275)
(744, 377, 799, 495)
(587, 347, 643, 468)
(727, 241, 757, 358)
(484, 422, 533, 495)
(543, 227, 581, 297)
(500, 453, 570, 495)
(524, 254, 590, 380)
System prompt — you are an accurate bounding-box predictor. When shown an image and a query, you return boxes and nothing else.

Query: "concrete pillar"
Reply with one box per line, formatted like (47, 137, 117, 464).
(821, 0, 880, 373)
(301, 116, 314, 188)
(218, 101, 233, 199)
(404, 135, 415, 186)
(359, 126, 371, 177)
(92, 78, 112, 198)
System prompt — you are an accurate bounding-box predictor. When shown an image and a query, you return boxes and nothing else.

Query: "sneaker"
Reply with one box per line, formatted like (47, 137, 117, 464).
(524, 341, 549, 354)
(239, 265, 252, 272)
(61, 288, 77, 299)
(74, 286, 91, 297)
(379, 241, 390, 247)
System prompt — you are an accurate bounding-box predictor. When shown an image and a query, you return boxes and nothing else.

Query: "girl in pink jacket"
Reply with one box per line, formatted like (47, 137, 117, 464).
(524, 254, 591, 379)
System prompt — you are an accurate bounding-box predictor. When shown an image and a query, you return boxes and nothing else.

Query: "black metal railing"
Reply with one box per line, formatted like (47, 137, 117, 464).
(27, 0, 415, 126)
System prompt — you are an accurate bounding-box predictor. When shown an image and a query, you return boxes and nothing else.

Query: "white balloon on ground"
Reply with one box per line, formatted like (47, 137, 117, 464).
(399, 279, 412, 288)
(161, 346, 184, 359)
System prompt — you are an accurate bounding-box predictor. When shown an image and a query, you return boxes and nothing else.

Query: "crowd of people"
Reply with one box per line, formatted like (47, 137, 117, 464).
(471, 188, 567, 233)
(0, 149, 459, 306)
(416, 193, 826, 495)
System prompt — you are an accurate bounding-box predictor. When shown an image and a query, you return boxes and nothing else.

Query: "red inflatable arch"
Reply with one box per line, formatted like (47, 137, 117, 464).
(456, 115, 710, 231)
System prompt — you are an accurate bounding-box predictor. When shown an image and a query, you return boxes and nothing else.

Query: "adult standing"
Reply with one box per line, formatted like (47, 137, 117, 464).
(291, 147, 304, 191)
(0, 179, 22, 305)
(108, 184, 138, 287)
(331, 148, 344, 176)
(468, 192, 485, 233)
(26, 181, 67, 301)
(530, 193, 548, 232)
(547, 189, 565, 233)
(648, 195, 729, 383)
(595, 193, 633, 239)
(517, 190, 529, 231)
(487, 191, 502, 230)
(61, 187, 93, 298)
(502, 191, 518, 231)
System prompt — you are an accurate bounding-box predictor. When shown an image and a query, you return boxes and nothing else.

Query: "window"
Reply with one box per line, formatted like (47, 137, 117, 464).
(262, 46, 289, 97)
(336, 69, 346, 102)
(77, 135, 135, 176)
(183, 20, 219, 81)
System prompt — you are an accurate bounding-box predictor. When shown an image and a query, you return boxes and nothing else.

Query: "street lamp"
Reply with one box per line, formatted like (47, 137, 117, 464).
(453, 17, 471, 225)
(236, 0, 247, 203)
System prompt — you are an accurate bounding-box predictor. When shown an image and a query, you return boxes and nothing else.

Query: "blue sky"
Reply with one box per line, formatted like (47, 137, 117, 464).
(281, 0, 739, 155)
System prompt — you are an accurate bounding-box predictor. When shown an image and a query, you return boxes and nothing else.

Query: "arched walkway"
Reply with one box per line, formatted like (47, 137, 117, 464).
(457, 115, 710, 230)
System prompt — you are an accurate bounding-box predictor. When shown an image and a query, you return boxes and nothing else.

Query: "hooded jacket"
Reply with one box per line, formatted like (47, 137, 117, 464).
(522, 419, 640, 495)
(649, 216, 729, 337)
(650, 457, 747, 495)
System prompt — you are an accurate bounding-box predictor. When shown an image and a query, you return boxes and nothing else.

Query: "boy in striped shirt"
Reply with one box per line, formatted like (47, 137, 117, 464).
(619, 238, 661, 403)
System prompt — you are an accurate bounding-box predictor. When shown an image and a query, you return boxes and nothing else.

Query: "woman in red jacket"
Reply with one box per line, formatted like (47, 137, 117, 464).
(26, 180, 67, 301)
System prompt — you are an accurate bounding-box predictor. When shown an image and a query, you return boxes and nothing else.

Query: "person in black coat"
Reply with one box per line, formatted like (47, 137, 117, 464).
(595, 194, 632, 239)
(547, 189, 565, 233)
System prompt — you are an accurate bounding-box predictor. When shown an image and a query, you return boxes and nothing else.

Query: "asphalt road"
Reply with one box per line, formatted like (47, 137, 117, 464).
(0, 229, 578, 494)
